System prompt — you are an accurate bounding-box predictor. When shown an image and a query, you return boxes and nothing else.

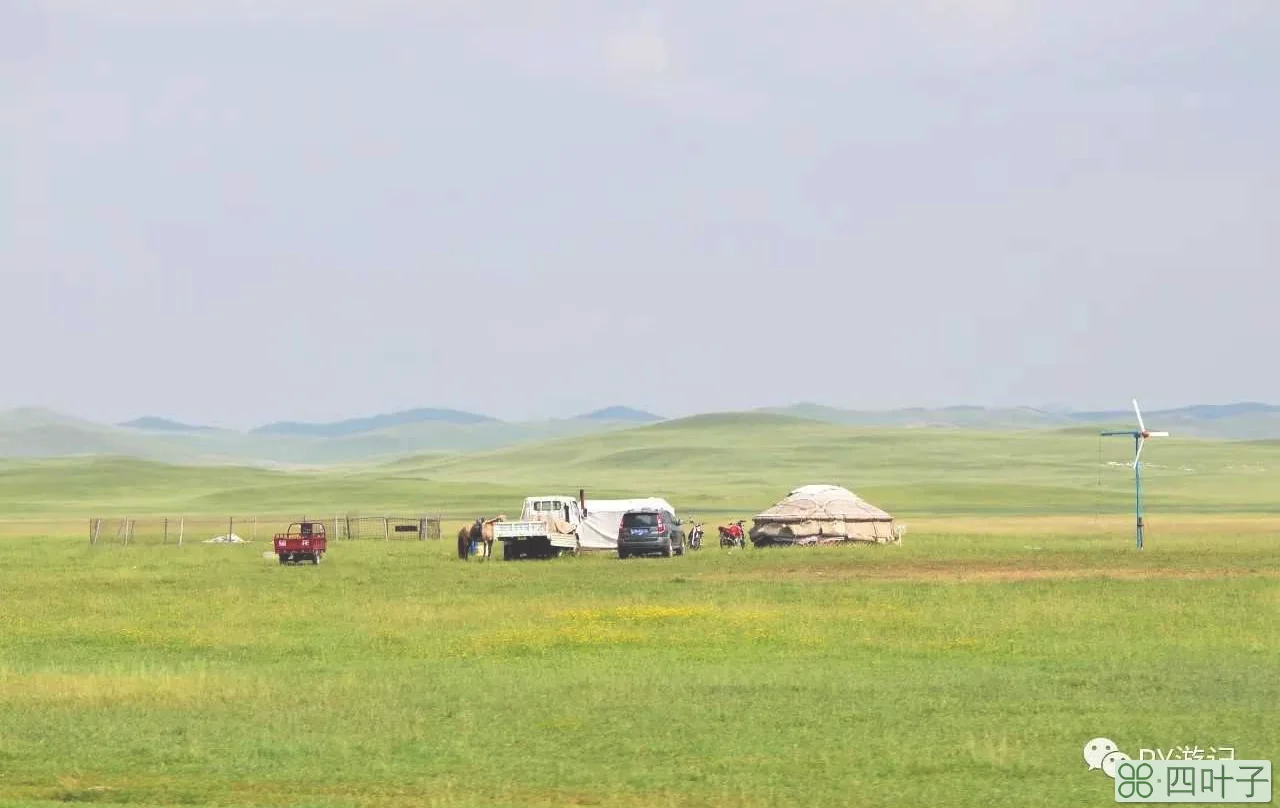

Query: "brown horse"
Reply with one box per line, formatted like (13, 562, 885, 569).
(478, 515, 506, 559)
(457, 515, 507, 560)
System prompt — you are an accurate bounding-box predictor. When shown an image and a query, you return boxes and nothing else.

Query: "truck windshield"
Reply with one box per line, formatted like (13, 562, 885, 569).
(532, 501, 564, 512)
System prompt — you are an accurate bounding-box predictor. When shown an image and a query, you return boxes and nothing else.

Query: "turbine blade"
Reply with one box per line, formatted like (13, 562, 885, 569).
(1147, 431, 1170, 437)
(1133, 436, 1146, 468)
(1132, 399, 1146, 433)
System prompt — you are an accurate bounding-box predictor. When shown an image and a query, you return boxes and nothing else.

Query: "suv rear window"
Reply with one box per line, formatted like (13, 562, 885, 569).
(622, 511, 661, 528)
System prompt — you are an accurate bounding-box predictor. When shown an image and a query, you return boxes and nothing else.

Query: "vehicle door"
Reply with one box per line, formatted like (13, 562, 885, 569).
(667, 510, 684, 545)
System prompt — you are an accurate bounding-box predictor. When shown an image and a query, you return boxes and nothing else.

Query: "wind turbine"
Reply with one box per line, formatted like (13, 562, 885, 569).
(1101, 399, 1169, 550)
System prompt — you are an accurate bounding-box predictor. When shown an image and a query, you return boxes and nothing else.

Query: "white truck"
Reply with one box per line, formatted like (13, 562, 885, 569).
(494, 494, 584, 560)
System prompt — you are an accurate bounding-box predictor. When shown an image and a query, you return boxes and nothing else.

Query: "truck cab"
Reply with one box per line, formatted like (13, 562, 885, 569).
(520, 496, 582, 525)
(495, 495, 584, 559)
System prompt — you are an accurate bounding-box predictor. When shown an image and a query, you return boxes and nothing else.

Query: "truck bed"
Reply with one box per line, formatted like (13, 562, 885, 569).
(495, 521, 578, 548)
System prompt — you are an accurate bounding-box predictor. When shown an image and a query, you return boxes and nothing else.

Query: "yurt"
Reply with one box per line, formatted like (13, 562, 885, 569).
(749, 484, 901, 546)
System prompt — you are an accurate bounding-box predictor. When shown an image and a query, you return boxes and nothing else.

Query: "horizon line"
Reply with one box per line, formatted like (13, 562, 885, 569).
(1, 399, 1276, 433)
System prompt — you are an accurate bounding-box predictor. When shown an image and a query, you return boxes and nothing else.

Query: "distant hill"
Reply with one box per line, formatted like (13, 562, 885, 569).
(5, 409, 1280, 519)
(1069, 402, 1280, 422)
(0, 407, 104, 431)
(381, 411, 1280, 519)
(761, 402, 1280, 439)
(252, 408, 498, 438)
(574, 406, 664, 423)
(1060, 403, 1280, 440)
(3, 401, 1280, 466)
(0, 406, 630, 465)
(761, 403, 1071, 430)
(119, 416, 221, 433)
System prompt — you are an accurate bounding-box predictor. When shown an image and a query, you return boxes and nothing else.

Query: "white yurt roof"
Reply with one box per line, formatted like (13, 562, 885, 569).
(753, 484, 892, 523)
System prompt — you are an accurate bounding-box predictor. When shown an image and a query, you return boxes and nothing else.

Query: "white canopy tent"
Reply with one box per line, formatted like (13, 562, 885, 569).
(579, 497, 678, 550)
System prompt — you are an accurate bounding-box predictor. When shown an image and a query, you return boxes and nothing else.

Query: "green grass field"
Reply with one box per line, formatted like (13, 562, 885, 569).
(2, 417, 1278, 807)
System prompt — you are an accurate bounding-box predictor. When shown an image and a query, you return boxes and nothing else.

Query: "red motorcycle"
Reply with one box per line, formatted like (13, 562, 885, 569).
(718, 520, 747, 549)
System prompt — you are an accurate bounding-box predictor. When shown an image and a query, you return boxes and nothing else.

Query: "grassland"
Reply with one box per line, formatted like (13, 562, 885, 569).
(1, 416, 1278, 807)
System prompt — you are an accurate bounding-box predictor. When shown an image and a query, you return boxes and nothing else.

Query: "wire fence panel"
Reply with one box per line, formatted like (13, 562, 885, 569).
(87, 516, 308, 546)
(335, 515, 442, 540)
(84, 514, 443, 545)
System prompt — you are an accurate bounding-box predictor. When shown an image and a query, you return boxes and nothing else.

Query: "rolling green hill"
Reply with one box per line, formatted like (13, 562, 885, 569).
(3, 413, 1277, 519)
(4, 401, 1280, 468)
(763, 401, 1280, 438)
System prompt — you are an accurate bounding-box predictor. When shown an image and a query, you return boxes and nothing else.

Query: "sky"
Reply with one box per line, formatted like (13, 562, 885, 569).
(3, 1, 1279, 428)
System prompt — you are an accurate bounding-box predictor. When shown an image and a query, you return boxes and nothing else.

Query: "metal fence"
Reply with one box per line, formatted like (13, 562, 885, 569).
(86, 514, 442, 545)
(336, 515, 442, 541)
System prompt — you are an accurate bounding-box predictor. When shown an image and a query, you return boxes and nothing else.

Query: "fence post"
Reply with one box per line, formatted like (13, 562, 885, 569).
(164, 518, 169, 544)
(383, 517, 390, 541)
(346, 515, 352, 541)
(178, 517, 185, 546)
(229, 517, 234, 543)
(253, 517, 258, 542)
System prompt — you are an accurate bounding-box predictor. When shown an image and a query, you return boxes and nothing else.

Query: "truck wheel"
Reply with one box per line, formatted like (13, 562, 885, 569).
(503, 542, 513, 560)
(278, 555, 285, 565)
(618, 550, 628, 560)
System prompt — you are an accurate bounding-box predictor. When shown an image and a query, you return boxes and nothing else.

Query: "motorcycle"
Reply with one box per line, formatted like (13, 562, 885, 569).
(687, 522, 704, 551)
(718, 520, 747, 549)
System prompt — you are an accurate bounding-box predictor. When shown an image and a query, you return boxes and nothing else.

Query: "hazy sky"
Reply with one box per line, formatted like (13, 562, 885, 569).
(3, 1, 1278, 427)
